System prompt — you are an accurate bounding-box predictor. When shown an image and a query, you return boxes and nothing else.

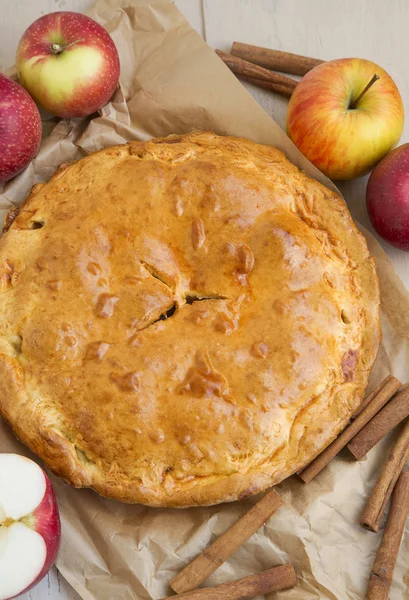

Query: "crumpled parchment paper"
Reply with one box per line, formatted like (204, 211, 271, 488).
(1, 1, 409, 598)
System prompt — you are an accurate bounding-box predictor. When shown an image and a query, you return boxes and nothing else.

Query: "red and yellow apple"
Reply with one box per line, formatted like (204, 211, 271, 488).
(16, 11, 120, 119)
(287, 58, 404, 180)
(0, 74, 42, 182)
(0, 454, 61, 600)
(367, 143, 409, 251)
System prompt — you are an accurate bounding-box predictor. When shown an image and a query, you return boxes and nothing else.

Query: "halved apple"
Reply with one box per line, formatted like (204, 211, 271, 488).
(0, 454, 61, 600)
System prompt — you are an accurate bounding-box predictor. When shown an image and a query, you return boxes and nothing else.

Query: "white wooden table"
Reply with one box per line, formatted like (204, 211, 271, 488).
(1, 0, 409, 598)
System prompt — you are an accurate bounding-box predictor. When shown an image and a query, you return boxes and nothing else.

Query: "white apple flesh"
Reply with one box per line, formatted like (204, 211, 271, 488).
(0, 454, 60, 600)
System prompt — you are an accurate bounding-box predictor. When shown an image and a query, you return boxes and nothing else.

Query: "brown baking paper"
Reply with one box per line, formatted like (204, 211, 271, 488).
(1, 1, 409, 598)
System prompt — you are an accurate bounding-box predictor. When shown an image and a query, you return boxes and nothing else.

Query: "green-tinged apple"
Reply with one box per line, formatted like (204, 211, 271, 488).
(16, 11, 120, 118)
(287, 58, 404, 180)
(0, 454, 61, 600)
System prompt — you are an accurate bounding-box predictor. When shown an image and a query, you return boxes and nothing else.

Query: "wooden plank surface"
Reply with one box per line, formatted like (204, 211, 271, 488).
(1, 0, 409, 598)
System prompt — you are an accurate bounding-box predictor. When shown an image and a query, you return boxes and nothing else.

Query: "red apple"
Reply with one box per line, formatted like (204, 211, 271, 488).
(366, 143, 409, 251)
(0, 454, 61, 600)
(0, 75, 41, 183)
(16, 11, 120, 118)
(287, 58, 404, 180)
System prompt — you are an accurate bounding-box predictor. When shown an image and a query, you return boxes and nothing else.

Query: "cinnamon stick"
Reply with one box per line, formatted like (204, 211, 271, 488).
(297, 376, 396, 477)
(165, 565, 296, 600)
(348, 384, 408, 460)
(352, 375, 393, 418)
(361, 417, 409, 532)
(367, 469, 409, 600)
(231, 42, 323, 76)
(298, 376, 401, 483)
(240, 76, 295, 97)
(170, 488, 282, 594)
(215, 50, 298, 97)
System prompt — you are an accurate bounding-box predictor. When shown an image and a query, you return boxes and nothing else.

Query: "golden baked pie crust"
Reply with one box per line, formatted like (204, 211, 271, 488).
(0, 132, 380, 506)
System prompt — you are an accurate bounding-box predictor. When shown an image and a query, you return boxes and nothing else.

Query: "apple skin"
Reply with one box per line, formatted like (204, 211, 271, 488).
(366, 143, 409, 251)
(16, 11, 120, 118)
(16, 474, 62, 598)
(0, 74, 42, 183)
(0, 454, 61, 600)
(287, 58, 404, 180)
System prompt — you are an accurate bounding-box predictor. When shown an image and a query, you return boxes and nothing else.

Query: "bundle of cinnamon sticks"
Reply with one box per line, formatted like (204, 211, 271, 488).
(168, 487, 294, 598)
(297, 374, 409, 600)
(215, 42, 324, 97)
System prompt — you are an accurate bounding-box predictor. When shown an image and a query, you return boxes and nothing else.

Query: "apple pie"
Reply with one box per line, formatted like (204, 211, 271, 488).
(0, 132, 381, 506)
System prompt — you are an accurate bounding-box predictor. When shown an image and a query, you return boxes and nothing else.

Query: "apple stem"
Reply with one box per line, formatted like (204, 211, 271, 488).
(51, 43, 64, 55)
(350, 74, 380, 109)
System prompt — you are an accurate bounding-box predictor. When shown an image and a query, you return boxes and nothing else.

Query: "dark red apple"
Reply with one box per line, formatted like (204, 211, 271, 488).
(0, 454, 61, 599)
(0, 74, 41, 183)
(16, 11, 120, 118)
(367, 143, 409, 251)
